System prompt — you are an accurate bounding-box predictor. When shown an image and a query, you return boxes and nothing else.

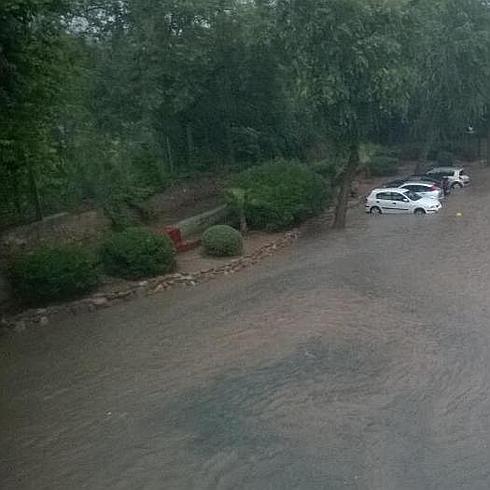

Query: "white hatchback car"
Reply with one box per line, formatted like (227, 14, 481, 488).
(398, 182, 444, 200)
(426, 167, 470, 189)
(365, 188, 442, 215)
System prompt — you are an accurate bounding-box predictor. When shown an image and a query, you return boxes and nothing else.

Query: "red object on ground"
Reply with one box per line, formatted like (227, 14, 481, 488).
(163, 226, 200, 253)
(164, 226, 182, 246)
(177, 239, 201, 253)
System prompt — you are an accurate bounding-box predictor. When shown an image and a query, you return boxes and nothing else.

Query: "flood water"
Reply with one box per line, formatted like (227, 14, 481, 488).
(2, 165, 490, 489)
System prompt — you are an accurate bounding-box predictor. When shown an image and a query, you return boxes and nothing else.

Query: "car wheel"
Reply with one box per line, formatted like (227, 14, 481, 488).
(370, 206, 382, 215)
(452, 182, 463, 189)
(414, 208, 426, 215)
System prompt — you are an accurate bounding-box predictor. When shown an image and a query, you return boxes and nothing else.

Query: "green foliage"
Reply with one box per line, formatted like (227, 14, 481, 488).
(2, 0, 490, 231)
(450, 143, 479, 162)
(0, 0, 73, 225)
(202, 225, 243, 257)
(225, 188, 248, 233)
(279, 0, 411, 144)
(410, 0, 490, 150)
(367, 156, 400, 177)
(359, 144, 400, 176)
(229, 161, 329, 231)
(9, 245, 99, 304)
(399, 143, 424, 161)
(102, 185, 155, 231)
(310, 160, 341, 184)
(436, 150, 456, 166)
(100, 227, 176, 280)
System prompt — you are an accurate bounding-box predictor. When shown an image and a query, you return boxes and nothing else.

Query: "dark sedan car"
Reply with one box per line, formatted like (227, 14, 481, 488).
(383, 175, 450, 196)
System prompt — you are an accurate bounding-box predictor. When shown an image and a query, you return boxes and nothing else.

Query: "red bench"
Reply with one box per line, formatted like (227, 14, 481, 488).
(163, 226, 200, 253)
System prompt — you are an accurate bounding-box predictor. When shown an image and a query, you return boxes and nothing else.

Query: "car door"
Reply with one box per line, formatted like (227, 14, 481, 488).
(391, 192, 411, 213)
(375, 192, 396, 213)
(432, 170, 455, 185)
(401, 184, 423, 197)
(411, 184, 431, 198)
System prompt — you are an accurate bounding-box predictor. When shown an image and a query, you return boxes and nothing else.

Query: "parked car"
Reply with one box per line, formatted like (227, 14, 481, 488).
(407, 174, 444, 185)
(397, 181, 444, 200)
(407, 175, 450, 196)
(382, 178, 409, 188)
(365, 188, 442, 215)
(426, 167, 469, 189)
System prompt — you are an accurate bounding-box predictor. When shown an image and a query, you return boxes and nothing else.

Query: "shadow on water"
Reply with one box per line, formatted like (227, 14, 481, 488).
(156, 336, 389, 488)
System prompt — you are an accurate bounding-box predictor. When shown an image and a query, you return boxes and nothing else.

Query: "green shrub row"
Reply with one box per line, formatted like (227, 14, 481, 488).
(9, 228, 176, 305)
(227, 160, 330, 231)
(9, 161, 330, 305)
(9, 245, 100, 305)
(100, 227, 175, 280)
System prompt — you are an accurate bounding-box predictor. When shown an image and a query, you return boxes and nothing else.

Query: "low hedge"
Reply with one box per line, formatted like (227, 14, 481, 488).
(202, 225, 243, 257)
(9, 245, 99, 304)
(227, 161, 329, 231)
(100, 227, 176, 280)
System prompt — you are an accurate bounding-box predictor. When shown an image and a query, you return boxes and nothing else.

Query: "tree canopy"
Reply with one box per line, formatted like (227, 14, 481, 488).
(1, 0, 490, 229)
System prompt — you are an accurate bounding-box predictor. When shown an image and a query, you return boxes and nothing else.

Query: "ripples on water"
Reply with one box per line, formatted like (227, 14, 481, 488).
(2, 168, 490, 489)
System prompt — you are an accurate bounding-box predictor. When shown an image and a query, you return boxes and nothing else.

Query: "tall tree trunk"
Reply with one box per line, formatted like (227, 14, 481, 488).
(27, 160, 42, 221)
(416, 132, 435, 174)
(332, 143, 359, 230)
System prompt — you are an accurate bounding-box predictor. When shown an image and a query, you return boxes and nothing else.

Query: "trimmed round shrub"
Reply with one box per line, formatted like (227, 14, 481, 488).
(227, 161, 329, 231)
(9, 245, 99, 304)
(100, 227, 176, 279)
(202, 225, 243, 257)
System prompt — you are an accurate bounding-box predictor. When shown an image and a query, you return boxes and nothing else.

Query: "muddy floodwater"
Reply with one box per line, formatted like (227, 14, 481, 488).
(2, 166, 490, 489)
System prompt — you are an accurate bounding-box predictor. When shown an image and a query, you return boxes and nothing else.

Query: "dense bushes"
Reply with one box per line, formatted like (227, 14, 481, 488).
(100, 227, 175, 279)
(362, 145, 400, 177)
(227, 161, 329, 231)
(436, 150, 456, 166)
(202, 225, 243, 257)
(399, 143, 423, 161)
(366, 155, 400, 176)
(310, 159, 341, 184)
(9, 245, 99, 304)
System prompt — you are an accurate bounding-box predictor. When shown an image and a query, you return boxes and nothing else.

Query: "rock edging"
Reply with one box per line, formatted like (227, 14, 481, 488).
(1, 230, 300, 334)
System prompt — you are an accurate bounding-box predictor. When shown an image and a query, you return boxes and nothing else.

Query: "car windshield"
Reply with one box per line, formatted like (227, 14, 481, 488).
(404, 191, 422, 201)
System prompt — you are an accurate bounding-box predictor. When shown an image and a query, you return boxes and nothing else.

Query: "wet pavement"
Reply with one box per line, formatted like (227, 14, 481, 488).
(2, 165, 490, 489)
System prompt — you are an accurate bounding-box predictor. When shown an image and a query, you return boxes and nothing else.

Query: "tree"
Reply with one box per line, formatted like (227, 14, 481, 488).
(408, 0, 490, 166)
(277, 0, 412, 229)
(0, 0, 72, 223)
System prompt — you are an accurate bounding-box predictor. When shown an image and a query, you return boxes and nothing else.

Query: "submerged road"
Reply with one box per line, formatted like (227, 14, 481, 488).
(2, 166, 490, 489)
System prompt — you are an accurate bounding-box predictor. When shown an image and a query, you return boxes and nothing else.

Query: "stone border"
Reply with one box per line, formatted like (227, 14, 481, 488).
(1, 230, 300, 334)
